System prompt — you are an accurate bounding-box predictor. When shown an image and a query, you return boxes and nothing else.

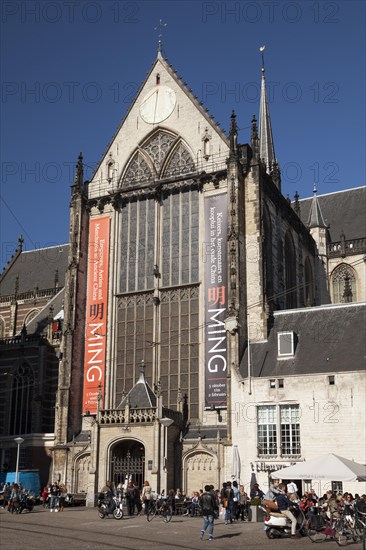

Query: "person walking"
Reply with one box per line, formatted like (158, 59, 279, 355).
(199, 485, 218, 542)
(142, 480, 152, 515)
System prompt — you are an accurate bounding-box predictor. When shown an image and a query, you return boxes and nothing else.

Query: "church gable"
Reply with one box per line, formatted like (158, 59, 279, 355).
(88, 52, 229, 200)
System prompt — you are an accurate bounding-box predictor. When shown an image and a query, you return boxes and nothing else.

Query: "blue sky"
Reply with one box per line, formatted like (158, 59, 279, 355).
(1, 0, 365, 268)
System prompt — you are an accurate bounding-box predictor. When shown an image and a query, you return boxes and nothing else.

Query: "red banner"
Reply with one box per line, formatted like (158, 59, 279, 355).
(82, 216, 110, 414)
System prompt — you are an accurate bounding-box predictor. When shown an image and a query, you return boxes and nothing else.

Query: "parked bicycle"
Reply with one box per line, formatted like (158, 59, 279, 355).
(305, 508, 338, 543)
(147, 496, 173, 523)
(334, 508, 366, 546)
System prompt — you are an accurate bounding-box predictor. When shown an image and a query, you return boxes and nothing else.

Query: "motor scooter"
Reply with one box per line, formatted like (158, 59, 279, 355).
(18, 494, 35, 513)
(97, 494, 124, 520)
(263, 505, 306, 538)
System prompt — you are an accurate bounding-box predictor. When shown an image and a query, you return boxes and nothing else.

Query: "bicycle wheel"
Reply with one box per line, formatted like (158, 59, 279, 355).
(353, 518, 364, 540)
(147, 502, 157, 522)
(163, 505, 173, 523)
(306, 518, 328, 543)
(334, 518, 350, 546)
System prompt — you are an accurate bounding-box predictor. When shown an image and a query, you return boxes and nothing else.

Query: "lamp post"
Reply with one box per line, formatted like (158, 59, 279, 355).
(159, 417, 174, 496)
(14, 437, 24, 484)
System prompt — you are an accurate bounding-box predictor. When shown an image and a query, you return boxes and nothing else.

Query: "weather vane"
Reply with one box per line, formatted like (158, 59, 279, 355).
(259, 45, 266, 72)
(155, 19, 167, 52)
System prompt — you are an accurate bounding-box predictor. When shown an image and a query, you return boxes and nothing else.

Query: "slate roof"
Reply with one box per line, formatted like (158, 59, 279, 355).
(24, 288, 65, 335)
(118, 366, 157, 409)
(239, 302, 366, 378)
(0, 244, 69, 296)
(297, 187, 366, 242)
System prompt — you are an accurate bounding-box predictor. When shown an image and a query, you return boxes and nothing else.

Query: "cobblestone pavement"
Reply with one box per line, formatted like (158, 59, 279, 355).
(0, 506, 363, 550)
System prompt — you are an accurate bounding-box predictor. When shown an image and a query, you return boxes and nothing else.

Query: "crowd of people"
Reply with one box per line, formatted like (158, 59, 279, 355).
(98, 479, 254, 540)
(0, 480, 68, 513)
(259, 478, 366, 540)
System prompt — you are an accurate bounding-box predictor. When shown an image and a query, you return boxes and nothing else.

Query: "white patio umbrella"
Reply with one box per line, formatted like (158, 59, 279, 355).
(231, 445, 241, 482)
(270, 453, 366, 482)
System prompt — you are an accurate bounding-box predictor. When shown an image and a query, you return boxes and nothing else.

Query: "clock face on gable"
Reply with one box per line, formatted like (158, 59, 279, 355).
(139, 85, 176, 124)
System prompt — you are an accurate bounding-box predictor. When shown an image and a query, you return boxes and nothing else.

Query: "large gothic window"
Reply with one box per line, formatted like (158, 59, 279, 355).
(284, 230, 297, 309)
(141, 130, 177, 173)
(331, 264, 357, 303)
(162, 142, 195, 178)
(121, 151, 153, 187)
(9, 363, 34, 435)
(120, 198, 156, 293)
(160, 286, 200, 419)
(304, 257, 314, 306)
(162, 189, 199, 287)
(116, 293, 154, 404)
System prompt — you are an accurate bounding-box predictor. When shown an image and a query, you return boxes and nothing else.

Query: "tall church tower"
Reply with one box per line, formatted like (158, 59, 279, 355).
(53, 154, 88, 478)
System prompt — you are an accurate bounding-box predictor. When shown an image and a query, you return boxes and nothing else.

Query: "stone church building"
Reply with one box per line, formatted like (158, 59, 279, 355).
(1, 48, 365, 500)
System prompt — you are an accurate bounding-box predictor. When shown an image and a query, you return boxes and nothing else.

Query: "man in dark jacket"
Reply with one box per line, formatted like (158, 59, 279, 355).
(275, 483, 299, 539)
(199, 485, 218, 541)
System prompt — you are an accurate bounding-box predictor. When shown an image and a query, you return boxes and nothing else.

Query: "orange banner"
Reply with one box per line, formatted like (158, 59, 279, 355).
(82, 216, 110, 414)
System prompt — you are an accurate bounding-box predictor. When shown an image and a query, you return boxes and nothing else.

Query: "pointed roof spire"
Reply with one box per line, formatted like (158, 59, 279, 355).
(72, 152, 83, 193)
(251, 114, 259, 158)
(117, 359, 157, 409)
(259, 46, 276, 176)
(18, 235, 24, 251)
(307, 184, 328, 228)
(229, 110, 238, 159)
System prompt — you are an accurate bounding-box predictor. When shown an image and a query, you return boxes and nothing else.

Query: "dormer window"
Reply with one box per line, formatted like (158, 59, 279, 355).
(278, 331, 296, 358)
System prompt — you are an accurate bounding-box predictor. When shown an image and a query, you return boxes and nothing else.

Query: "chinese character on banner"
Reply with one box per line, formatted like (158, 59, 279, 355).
(89, 304, 104, 320)
(207, 286, 225, 305)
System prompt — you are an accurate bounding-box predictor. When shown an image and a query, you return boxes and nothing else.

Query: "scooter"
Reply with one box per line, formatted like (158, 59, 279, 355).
(98, 495, 124, 520)
(18, 494, 35, 513)
(263, 505, 306, 538)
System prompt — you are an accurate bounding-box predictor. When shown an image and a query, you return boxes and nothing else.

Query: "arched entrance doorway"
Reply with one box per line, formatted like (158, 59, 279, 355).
(111, 440, 145, 488)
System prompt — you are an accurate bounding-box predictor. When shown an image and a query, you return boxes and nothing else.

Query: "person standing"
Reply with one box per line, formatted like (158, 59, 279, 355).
(199, 485, 218, 542)
(49, 482, 60, 512)
(142, 480, 152, 515)
(232, 481, 240, 520)
(59, 483, 68, 512)
(126, 481, 135, 515)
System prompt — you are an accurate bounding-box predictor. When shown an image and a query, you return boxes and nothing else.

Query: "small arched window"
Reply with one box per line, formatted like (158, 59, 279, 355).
(332, 264, 357, 303)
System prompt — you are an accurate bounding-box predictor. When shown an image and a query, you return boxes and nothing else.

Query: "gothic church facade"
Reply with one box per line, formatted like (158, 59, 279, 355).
(1, 48, 364, 499)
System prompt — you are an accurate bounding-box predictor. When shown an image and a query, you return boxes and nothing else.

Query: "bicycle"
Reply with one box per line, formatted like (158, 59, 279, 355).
(147, 497, 173, 523)
(305, 508, 337, 543)
(334, 508, 365, 546)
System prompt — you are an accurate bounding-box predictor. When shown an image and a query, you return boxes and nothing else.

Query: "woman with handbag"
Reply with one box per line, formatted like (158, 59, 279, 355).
(142, 480, 152, 515)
